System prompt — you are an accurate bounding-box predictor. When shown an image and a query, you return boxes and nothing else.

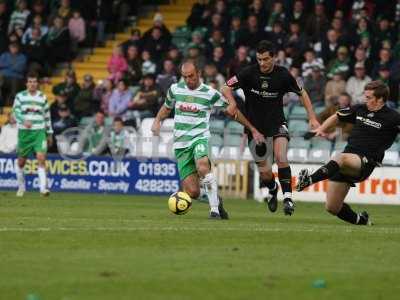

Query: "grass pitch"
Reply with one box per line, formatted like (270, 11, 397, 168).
(0, 192, 400, 300)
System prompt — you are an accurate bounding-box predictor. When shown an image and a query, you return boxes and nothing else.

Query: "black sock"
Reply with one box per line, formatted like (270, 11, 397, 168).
(310, 160, 340, 184)
(260, 175, 277, 193)
(278, 167, 292, 198)
(336, 203, 358, 224)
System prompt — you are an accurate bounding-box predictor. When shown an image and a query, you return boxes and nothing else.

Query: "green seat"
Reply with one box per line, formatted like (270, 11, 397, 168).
(224, 134, 242, 147)
(80, 116, 93, 126)
(334, 141, 347, 150)
(288, 120, 308, 137)
(210, 134, 224, 147)
(226, 121, 244, 134)
(289, 137, 310, 149)
(311, 138, 332, 150)
(210, 120, 225, 134)
(105, 117, 113, 126)
(289, 106, 307, 120)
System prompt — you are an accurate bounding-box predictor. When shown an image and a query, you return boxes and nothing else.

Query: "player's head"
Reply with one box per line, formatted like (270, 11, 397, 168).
(180, 60, 201, 90)
(256, 40, 276, 73)
(364, 80, 389, 108)
(26, 71, 39, 92)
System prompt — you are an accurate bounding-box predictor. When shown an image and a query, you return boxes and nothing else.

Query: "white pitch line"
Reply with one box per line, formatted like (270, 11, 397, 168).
(0, 226, 399, 234)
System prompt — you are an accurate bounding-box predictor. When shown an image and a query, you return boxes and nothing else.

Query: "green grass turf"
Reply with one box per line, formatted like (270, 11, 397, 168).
(0, 192, 400, 300)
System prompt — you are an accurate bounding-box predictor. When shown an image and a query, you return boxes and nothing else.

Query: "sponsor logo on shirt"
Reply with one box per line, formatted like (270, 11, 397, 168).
(179, 104, 199, 113)
(250, 88, 279, 98)
(356, 116, 382, 129)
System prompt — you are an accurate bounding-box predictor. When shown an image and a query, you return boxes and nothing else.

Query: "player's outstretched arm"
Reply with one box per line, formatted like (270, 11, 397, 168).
(299, 89, 320, 129)
(152, 105, 172, 136)
(314, 114, 339, 137)
(220, 85, 237, 118)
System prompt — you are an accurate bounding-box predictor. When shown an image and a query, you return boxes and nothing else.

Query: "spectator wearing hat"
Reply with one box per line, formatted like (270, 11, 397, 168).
(8, 0, 30, 34)
(156, 59, 177, 96)
(128, 74, 160, 120)
(346, 62, 371, 104)
(0, 42, 27, 106)
(324, 71, 346, 106)
(74, 74, 97, 119)
(125, 45, 142, 86)
(327, 46, 351, 79)
(52, 104, 77, 136)
(0, 113, 17, 154)
(108, 78, 132, 120)
(303, 64, 326, 106)
(93, 78, 114, 115)
(52, 70, 80, 108)
(107, 45, 128, 84)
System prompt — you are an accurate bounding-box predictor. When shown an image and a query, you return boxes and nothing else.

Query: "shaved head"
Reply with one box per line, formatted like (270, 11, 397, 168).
(181, 60, 201, 90)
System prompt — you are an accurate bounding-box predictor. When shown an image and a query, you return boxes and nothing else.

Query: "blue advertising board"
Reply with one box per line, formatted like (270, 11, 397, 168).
(0, 154, 180, 195)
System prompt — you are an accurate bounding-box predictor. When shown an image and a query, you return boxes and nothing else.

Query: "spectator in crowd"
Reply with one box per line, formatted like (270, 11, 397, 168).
(302, 49, 324, 78)
(46, 16, 71, 69)
(226, 46, 251, 78)
(210, 46, 227, 76)
(303, 65, 326, 106)
(374, 17, 395, 48)
(0, 112, 17, 153)
(79, 111, 110, 156)
(267, 21, 287, 50)
(121, 28, 142, 53)
(187, 30, 206, 53)
(50, 89, 69, 121)
(68, 10, 86, 56)
(289, 0, 307, 27)
(372, 48, 395, 79)
(236, 14, 265, 51)
(142, 13, 171, 46)
(129, 74, 160, 120)
(286, 21, 308, 56)
(248, 0, 268, 30)
(346, 62, 371, 104)
(125, 45, 142, 86)
(203, 62, 225, 89)
(165, 45, 182, 68)
(205, 29, 227, 57)
(327, 46, 351, 79)
(141, 49, 156, 75)
(94, 78, 114, 115)
(228, 16, 243, 48)
(0, 42, 27, 106)
(52, 104, 77, 136)
(317, 92, 353, 141)
(275, 49, 292, 70)
(283, 66, 303, 106)
(74, 74, 97, 119)
(352, 46, 373, 75)
(156, 59, 177, 96)
(305, 3, 329, 42)
(376, 65, 399, 108)
(108, 117, 128, 157)
(207, 13, 226, 37)
(186, 0, 211, 29)
(52, 70, 80, 108)
(142, 26, 170, 64)
(26, 0, 47, 27)
(22, 14, 48, 44)
(8, 0, 30, 35)
(0, 0, 9, 54)
(265, 1, 286, 32)
(23, 27, 47, 77)
(56, 0, 72, 21)
(185, 43, 206, 71)
(351, 17, 370, 47)
(108, 78, 132, 120)
(325, 71, 346, 106)
(107, 45, 128, 84)
(317, 29, 341, 65)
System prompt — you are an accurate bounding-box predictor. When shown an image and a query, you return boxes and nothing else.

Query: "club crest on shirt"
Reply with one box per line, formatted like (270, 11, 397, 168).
(367, 112, 374, 118)
(261, 81, 269, 89)
(185, 96, 195, 103)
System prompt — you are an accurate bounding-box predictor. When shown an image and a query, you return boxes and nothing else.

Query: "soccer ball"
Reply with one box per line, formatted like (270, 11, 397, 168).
(168, 191, 192, 215)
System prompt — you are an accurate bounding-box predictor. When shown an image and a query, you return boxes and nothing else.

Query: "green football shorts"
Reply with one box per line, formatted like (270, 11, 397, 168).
(17, 129, 48, 157)
(174, 138, 210, 180)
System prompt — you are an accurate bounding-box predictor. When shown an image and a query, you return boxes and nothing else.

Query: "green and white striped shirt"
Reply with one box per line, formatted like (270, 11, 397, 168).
(164, 81, 228, 149)
(12, 90, 53, 134)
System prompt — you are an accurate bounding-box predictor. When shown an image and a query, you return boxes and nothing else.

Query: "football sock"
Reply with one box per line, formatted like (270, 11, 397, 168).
(202, 173, 219, 213)
(336, 203, 358, 224)
(16, 164, 25, 189)
(260, 175, 277, 195)
(310, 160, 340, 184)
(38, 166, 47, 192)
(278, 167, 292, 199)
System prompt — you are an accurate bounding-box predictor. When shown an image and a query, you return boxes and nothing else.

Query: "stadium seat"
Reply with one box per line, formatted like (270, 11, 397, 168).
(308, 149, 331, 163)
(289, 137, 310, 149)
(161, 118, 174, 132)
(226, 121, 244, 135)
(210, 134, 224, 147)
(105, 117, 113, 126)
(220, 146, 241, 159)
(158, 142, 174, 158)
(79, 117, 94, 126)
(160, 132, 174, 144)
(140, 118, 155, 137)
(334, 141, 347, 150)
(311, 138, 332, 150)
(242, 147, 253, 160)
(224, 134, 242, 147)
(210, 120, 225, 134)
(287, 148, 308, 163)
(382, 151, 399, 166)
(288, 106, 307, 120)
(288, 120, 308, 137)
(210, 146, 221, 159)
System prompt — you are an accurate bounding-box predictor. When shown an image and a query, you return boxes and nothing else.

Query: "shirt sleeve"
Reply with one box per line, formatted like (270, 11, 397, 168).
(225, 68, 248, 90)
(210, 90, 228, 108)
(285, 69, 303, 96)
(164, 86, 175, 109)
(43, 95, 53, 134)
(336, 105, 359, 124)
(12, 94, 23, 125)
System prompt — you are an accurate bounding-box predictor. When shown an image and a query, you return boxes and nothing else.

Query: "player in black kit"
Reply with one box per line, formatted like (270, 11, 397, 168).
(222, 40, 320, 215)
(296, 80, 400, 225)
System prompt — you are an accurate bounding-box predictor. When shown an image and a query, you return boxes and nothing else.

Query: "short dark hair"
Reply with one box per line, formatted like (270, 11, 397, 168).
(113, 117, 123, 124)
(26, 70, 39, 80)
(256, 40, 276, 56)
(364, 80, 390, 102)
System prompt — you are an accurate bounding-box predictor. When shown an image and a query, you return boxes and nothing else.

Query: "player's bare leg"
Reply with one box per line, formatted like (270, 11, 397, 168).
(16, 157, 27, 197)
(36, 152, 50, 196)
(326, 181, 371, 225)
(196, 156, 228, 219)
(274, 137, 294, 215)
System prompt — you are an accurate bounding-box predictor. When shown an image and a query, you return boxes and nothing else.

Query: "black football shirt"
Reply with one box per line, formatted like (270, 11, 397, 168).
(227, 64, 302, 136)
(337, 104, 400, 162)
